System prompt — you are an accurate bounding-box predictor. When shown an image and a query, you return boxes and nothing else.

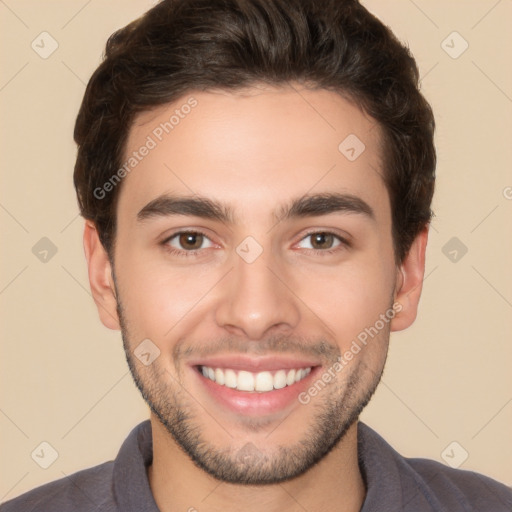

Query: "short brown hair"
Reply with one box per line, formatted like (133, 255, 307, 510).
(73, 0, 435, 262)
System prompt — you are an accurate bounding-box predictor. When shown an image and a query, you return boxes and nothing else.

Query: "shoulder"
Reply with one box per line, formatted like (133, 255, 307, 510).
(402, 455, 512, 511)
(357, 422, 512, 511)
(0, 461, 116, 512)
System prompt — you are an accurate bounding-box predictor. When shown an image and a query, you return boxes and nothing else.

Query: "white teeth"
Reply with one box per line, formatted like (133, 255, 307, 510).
(286, 369, 296, 385)
(273, 370, 287, 389)
(255, 371, 274, 392)
(200, 365, 313, 393)
(224, 369, 237, 389)
(237, 371, 255, 391)
(214, 368, 225, 385)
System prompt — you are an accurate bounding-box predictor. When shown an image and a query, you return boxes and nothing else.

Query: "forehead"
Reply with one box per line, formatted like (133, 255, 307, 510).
(118, 84, 388, 224)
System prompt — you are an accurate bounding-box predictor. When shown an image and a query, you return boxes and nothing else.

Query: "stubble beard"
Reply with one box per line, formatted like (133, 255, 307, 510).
(116, 294, 389, 485)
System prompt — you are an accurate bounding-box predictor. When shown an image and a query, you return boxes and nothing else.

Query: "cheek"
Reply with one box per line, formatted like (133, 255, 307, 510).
(114, 254, 222, 341)
(291, 255, 395, 346)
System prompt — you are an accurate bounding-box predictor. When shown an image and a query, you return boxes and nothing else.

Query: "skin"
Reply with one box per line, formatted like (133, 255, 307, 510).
(84, 83, 428, 512)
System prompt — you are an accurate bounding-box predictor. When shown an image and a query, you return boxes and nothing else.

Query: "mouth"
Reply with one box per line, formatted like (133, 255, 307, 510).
(198, 365, 312, 392)
(189, 356, 321, 416)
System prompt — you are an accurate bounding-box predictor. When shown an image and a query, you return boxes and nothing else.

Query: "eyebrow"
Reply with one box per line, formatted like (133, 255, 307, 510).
(137, 192, 375, 223)
(277, 193, 375, 222)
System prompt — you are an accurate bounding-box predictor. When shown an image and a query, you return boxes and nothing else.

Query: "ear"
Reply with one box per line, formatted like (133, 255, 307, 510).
(390, 227, 429, 332)
(83, 221, 120, 330)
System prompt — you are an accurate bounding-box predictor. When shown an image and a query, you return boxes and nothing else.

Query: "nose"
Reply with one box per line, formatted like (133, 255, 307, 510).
(214, 250, 301, 340)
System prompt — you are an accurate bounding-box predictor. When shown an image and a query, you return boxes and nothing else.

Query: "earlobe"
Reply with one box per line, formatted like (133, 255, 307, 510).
(390, 227, 429, 332)
(83, 221, 121, 330)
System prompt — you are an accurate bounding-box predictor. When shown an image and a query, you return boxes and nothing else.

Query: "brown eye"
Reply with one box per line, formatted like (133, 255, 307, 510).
(296, 232, 345, 252)
(310, 233, 335, 250)
(165, 231, 214, 253)
(178, 232, 204, 250)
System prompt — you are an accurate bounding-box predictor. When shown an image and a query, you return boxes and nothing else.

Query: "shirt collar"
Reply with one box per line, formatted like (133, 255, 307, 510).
(112, 420, 406, 511)
(113, 419, 160, 511)
(357, 422, 404, 510)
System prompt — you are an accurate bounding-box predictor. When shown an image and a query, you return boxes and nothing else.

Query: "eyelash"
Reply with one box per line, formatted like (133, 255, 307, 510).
(161, 230, 351, 258)
(299, 229, 351, 255)
(161, 230, 213, 258)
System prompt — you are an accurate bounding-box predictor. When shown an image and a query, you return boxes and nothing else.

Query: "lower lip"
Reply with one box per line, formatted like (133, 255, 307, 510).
(194, 366, 319, 416)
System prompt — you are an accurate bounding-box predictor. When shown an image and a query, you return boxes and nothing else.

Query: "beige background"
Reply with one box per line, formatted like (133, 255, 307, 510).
(1, 0, 511, 502)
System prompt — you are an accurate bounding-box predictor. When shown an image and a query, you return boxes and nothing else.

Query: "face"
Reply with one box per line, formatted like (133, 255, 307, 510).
(86, 83, 426, 485)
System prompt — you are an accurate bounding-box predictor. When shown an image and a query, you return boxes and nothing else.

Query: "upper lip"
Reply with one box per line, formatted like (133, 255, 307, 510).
(188, 355, 320, 372)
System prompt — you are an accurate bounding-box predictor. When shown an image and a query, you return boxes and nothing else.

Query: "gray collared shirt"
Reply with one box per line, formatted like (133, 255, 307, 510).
(1, 420, 511, 511)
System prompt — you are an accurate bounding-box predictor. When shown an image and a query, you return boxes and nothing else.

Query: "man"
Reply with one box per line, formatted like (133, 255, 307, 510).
(2, 0, 510, 510)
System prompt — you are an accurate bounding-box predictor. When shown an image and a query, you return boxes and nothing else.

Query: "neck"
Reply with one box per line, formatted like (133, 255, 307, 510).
(147, 414, 366, 512)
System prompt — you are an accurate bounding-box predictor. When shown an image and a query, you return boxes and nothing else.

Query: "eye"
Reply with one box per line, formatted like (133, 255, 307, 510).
(165, 231, 214, 252)
(296, 232, 345, 251)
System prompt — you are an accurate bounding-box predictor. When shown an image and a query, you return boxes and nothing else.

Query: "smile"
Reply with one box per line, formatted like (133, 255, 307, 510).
(199, 365, 312, 393)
